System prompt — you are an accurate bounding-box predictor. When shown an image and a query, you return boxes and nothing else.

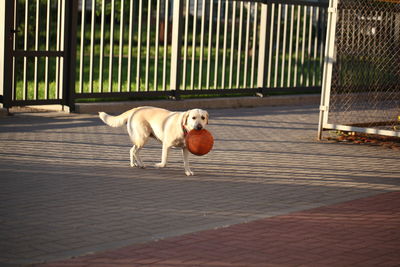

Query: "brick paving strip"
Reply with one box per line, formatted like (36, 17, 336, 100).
(38, 191, 400, 267)
(1, 106, 399, 266)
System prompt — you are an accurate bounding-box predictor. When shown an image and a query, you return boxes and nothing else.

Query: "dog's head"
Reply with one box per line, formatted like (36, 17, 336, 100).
(183, 109, 209, 131)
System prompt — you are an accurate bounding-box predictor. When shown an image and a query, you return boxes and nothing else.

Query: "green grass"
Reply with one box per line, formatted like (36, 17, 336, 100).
(14, 44, 322, 101)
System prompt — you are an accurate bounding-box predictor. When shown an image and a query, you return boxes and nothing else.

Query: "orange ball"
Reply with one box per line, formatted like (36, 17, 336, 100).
(185, 129, 214, 156)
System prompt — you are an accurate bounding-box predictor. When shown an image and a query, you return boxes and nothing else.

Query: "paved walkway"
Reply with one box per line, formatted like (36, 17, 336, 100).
(0, 105, 399, 266)
(39, 192, 400, 267)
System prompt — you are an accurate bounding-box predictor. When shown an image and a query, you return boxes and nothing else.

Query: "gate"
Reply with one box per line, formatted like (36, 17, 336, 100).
(1, 0, 78, 110)
(318, 0, 400, 138)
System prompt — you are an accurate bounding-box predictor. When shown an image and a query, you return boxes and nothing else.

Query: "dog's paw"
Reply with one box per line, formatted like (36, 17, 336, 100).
(131, 161, 145, 168)
(185, 170, 194, 176)
(154, 163, 166, 168)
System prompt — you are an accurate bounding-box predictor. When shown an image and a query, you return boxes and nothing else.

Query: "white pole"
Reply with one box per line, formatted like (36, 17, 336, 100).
(318, 0, 338, 140)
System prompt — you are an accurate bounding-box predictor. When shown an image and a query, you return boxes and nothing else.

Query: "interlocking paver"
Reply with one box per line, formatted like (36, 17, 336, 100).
(38, 192, 400, 267)
(0, 105, 399, 266)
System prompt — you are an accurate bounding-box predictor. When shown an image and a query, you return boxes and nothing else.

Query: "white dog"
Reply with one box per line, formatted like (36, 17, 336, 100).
(99, 106, 209, 176)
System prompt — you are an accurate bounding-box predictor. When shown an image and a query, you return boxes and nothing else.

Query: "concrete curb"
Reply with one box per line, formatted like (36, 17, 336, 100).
(0, 108, 8, 117)
(75, 94, 321, 114)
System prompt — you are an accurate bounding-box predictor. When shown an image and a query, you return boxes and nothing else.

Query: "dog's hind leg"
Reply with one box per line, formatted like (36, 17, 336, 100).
(130, 145, 145, 168)
(128, 123, 149, 169)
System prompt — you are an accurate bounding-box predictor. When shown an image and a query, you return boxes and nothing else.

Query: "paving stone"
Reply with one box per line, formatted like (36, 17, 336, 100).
(38, 192, 398, 267)
(0, 106, 399, 265)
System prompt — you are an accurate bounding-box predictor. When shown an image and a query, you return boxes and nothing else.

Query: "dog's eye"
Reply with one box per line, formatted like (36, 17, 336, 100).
(201, 116, 205, 120)
(192, 116, 196, 120)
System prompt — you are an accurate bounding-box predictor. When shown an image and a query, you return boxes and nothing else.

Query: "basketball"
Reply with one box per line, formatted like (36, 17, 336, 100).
(185, 129, 214, 156)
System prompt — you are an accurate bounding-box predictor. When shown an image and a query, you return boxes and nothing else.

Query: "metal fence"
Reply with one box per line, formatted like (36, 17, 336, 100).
(318, 0, 400, 138)
(0, 0, 79, 108)
(1, 0, 328, 110)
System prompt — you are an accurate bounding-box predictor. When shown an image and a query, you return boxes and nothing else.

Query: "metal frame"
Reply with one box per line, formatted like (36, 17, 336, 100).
(318, 0, 338, 139)
(318, 0, 400, 138)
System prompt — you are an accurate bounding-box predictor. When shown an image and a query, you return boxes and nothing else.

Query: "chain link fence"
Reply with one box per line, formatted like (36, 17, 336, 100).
(319, 0, 400, 137)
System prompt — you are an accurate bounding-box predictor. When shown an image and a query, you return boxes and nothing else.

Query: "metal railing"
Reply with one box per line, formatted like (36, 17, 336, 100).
(1, 0, 328, 110)
(75, 0, 328, 99)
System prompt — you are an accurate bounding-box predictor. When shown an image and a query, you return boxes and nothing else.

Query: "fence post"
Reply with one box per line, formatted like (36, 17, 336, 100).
(1, 0, 14, 110)
(317, 0, 338, 140)
(257, 3, 270, 96)
(170, 0, 184, 99)
(0, 0, 4, 108)
(63, 0, 79, 112)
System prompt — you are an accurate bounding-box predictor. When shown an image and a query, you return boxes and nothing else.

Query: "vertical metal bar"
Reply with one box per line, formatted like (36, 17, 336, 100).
(55, 0, 62, 99)
(162, 0, 170, 91)
(182, 0, 189, 90)
(281, 4, 287, 88)
(206, 0, 214, 89)
(236, 2, 244, 88)
(89, 0, 96, 93)
(23, 0, 29, 100)
(213, 0, 222, 88)
(2, 0, 15, 107)
(59, 0, 68, 100)
(318, 0, 338, 140)
(34, 0, 40, 99)
(59, 0, 65, 100)
(319, 7, 325, 80)
(136, 0, 143, 91)
(251, 2, 258, 88)
(154, 0, 160, 91)
(79, 0, 86, 93)
(108, 0, 115, 92)
(306, 6, 313, 87)
(257, 3, 268, 88)
(190, 0, 198, 90)
(145, 0, 152, 91)
(118, 0, 125, 92)
(12, 0, 17, 101)
(294, 5, 300, 87)
(273, 4, 281, 88)
(229, 1, 236, 89)
(243, 2, 250, 88)
(170, 0, 183, 92)
(127, 0, 134, 92)
(313, 7, 319, 86)
(267, 3, 275, 87)
(63, 0, 78, 111)
(221, 0, 229, 89)
(287, 5, 294, 87)
(45, 0, 51, 98)
(198, 0, 206, 89)
(99, 0, 106, 92)
(300, 6, 307, 86)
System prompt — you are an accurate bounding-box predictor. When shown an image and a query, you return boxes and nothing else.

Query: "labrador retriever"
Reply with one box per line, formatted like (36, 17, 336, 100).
(99, 106, 209, 176)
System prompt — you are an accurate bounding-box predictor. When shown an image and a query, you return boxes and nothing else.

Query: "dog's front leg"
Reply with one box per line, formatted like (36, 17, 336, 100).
(182, 148, 194, 176)
(155, 143, 170, 168)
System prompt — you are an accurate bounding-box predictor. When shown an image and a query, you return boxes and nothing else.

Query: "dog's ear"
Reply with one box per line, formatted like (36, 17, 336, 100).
(205, 111, 209, 124)
(182, 111, 190, 126)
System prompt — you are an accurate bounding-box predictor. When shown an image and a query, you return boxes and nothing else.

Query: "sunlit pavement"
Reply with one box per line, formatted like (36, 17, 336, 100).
(0, 105, 399, 266)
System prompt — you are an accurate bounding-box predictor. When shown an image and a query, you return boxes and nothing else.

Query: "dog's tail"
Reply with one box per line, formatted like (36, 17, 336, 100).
(99, 108, 137, 128)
